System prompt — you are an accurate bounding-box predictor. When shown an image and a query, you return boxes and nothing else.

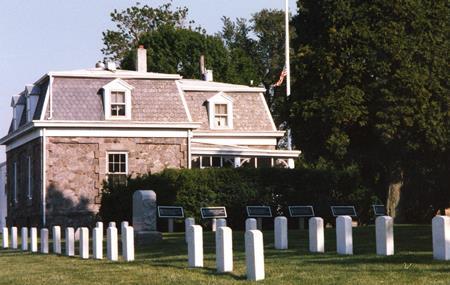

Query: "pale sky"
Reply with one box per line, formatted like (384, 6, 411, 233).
(0, 0, 297, 162)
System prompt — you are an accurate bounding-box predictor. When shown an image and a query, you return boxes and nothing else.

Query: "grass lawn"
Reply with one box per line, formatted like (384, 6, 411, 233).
(0, 224, 448, 285)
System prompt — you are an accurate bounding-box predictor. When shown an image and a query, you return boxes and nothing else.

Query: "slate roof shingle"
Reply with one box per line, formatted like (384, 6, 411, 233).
(49, 77, 189, 122)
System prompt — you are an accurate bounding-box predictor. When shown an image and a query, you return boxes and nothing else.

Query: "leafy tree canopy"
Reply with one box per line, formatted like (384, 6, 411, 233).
(102, 1, 193, 62)
(291, 0, 449, 218)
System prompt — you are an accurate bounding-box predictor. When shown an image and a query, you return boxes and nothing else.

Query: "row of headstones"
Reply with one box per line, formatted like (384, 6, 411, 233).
(184, 215, 450, 281)
(186, 220, 265, 281)
(1, 221, 135, 261)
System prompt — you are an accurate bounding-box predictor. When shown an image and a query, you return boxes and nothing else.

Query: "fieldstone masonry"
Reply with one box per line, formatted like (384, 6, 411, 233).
(7, 136, 188, 228)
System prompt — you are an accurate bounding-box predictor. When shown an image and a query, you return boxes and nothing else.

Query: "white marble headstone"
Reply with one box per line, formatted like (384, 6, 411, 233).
(107, 226, 118, 261)
(432, 215, 450, 260)
(122, 226, 135, 262)
(187, 225, 203, 267)
(185, 218, 195, 243)
(245, 218, 257, 232)
(274, 216, 288, 249)
(11, 227, 17, 249)
(375, 216, 394, 256)
(2, 227, 8, 248)
(40, 228, 49, 253)
(309, 217, 324, 253)
(93, 227, 103, 259)
(245, 230, 265, 281)
(65, 227, 75, 257)
(336, 216, 353, 255)
(52, 226, 61, 254)
(30, 227, 38, 252)
(79, 227, 89, 259)
(216, 226, 233, 273)
(21, 227, 28, 251)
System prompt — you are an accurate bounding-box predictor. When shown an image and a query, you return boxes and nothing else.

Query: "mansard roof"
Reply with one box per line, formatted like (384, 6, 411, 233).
(3, 67, 277, 138)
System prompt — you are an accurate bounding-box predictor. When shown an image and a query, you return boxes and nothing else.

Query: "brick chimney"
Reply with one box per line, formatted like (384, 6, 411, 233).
(136, 45, 147, 72)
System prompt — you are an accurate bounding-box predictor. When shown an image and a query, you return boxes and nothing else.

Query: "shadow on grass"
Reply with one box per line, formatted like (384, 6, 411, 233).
(0, 224, 441, 281)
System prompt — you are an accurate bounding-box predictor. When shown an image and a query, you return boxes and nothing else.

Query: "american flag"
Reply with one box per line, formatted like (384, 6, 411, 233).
(274, 67, 287, 87)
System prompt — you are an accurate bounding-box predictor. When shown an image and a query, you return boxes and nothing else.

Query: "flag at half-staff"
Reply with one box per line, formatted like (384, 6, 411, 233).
(274, 66, 287, 87)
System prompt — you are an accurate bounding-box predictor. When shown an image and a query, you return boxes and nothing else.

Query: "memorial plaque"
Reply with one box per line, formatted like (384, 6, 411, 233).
(200, 207, 227, 219)
(331, 206, 357, 217)
(372, 205, 387, 216)
(158, 206, 185, 218)
(288, 206, 315, 217)
(246, 206, 272, 218)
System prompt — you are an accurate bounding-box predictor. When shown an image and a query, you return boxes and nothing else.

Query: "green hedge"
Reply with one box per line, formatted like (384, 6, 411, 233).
(99, 168, 377, 229)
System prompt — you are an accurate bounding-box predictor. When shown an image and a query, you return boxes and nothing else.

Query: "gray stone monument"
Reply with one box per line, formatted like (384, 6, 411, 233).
(132, 190, 162, 245)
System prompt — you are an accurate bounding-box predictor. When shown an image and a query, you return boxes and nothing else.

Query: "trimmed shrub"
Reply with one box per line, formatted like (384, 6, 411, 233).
(99, 168, 372, 229)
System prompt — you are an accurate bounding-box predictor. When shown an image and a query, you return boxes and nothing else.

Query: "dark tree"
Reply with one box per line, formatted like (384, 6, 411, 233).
(290, 0, 449, 221)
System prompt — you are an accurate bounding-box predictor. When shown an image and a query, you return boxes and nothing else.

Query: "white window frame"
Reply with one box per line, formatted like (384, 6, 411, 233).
(27, 156, 32, 200)
(102, 79, 134, 120)
(207, 92, 233, 130)
(106, 152, 129, 175)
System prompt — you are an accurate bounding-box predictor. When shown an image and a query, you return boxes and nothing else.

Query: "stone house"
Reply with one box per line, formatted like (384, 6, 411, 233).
(0, 47, 300, 227)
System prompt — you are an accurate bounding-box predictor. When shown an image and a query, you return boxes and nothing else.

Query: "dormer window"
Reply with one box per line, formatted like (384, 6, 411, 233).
(214, 104, 229, 127)
(207, 92, 233, 129)
(111, 91, 126, 117)
(102, 79, 134, 120)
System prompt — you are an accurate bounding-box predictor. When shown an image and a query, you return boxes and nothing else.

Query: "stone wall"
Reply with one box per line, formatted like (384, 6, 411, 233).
(6, 138, 42, 227)
(45, 136, 188, 227)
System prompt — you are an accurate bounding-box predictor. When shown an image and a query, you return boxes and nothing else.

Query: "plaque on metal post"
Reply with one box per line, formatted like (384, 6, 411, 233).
(200, 207, 227, 219)
(246, 206, 273, 218)
(288, 206, 315, 217)
(158, 206, 185, 218)
(372, 205, 387, 216)
(330, 206, 357, 217)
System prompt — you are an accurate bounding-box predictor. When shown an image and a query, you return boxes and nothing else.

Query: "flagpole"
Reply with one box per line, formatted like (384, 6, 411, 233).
(285, 0, 291, 97)
(285, 0, 292, 150)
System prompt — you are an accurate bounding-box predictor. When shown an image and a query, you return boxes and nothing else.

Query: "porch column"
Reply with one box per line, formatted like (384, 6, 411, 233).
(233, 157, 240, 168)
(287, 158, 295, 169)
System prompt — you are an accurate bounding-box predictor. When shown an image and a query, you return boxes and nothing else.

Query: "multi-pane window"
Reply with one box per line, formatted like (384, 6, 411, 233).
(214, 104, 228, 128)
(107, 152, 127, 185)
(108, 153, 127, 173)
(110, 91, 126, 117)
